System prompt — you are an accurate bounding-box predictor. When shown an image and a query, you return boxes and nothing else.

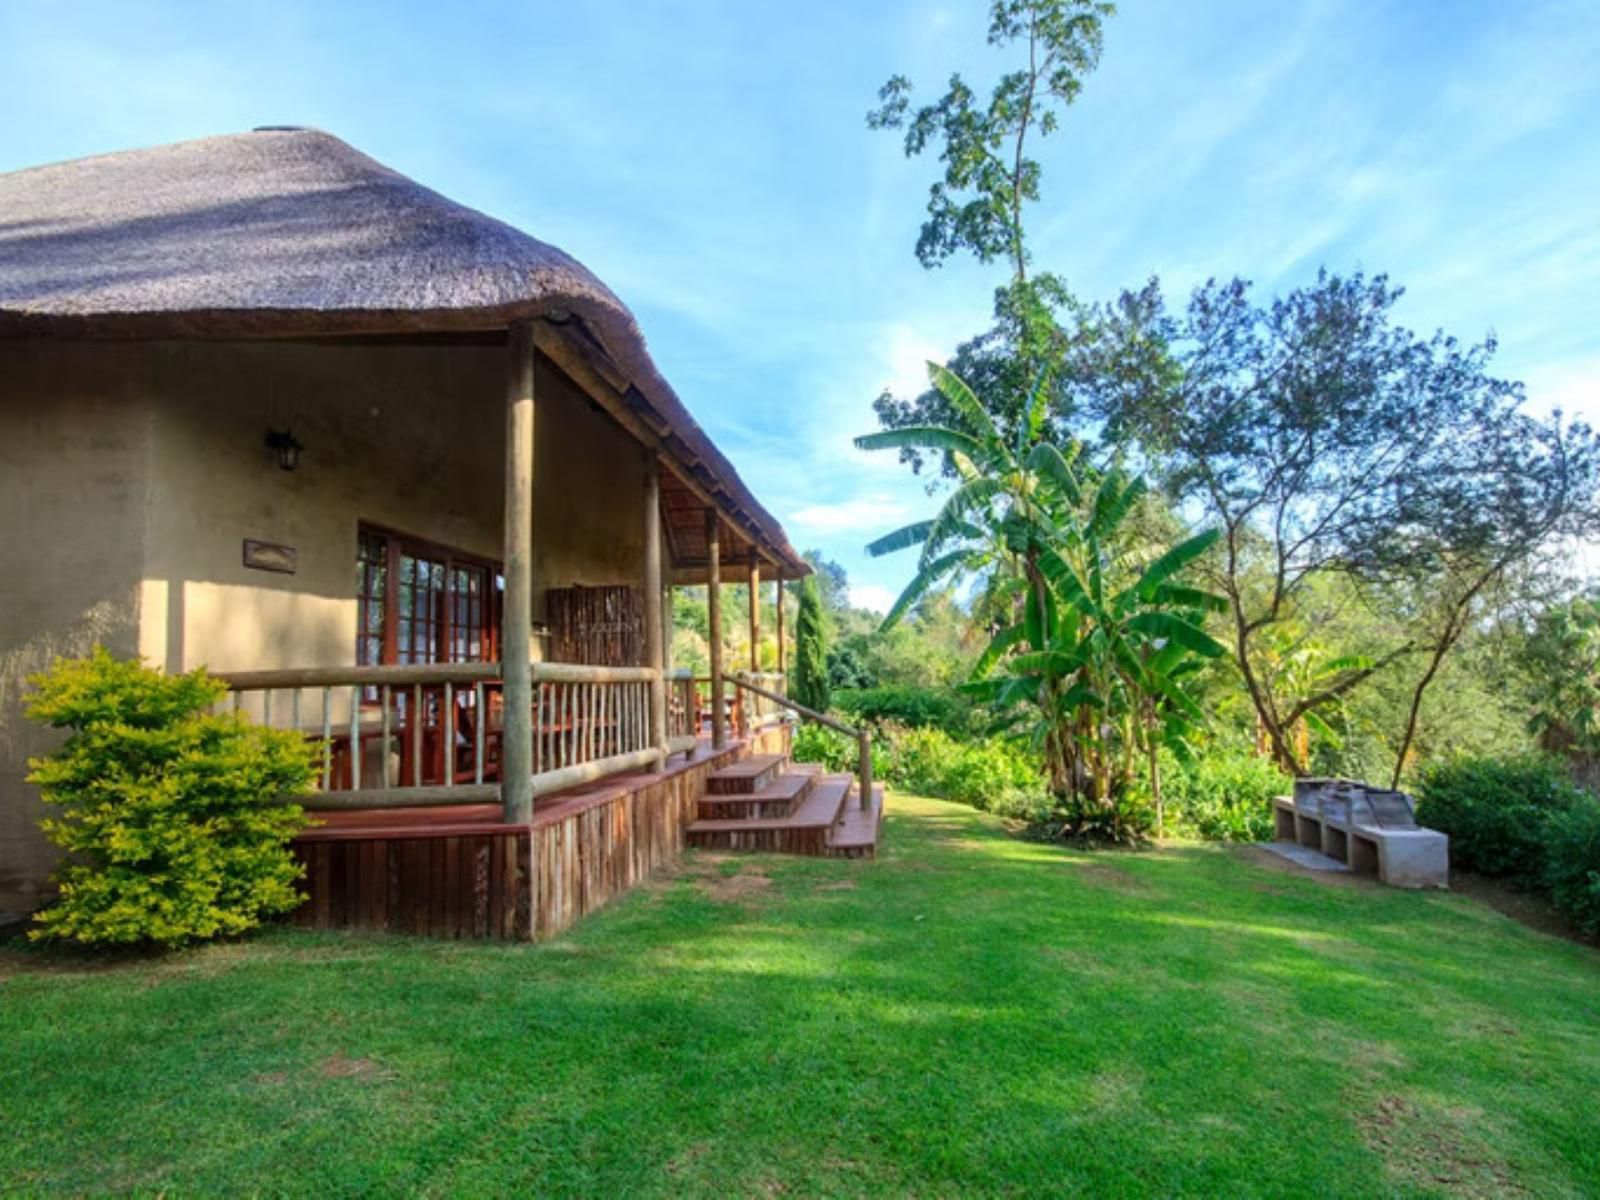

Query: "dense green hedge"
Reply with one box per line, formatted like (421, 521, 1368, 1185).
(791, 721, 1049, 820)
(832, 686, 978, 737)
(1414, 756, 1584, 887)
(1144, 748, 1291, 843)
(793, 720, 1289, 835)
(1415, 755, 1600, 936)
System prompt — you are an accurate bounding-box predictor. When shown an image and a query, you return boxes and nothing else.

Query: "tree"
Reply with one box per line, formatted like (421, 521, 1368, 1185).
(791, 575, 831, 712)
(803, 549, 851, 616)
(1091, 271, 1600, 776)
(1522, 594, 1600, 765)
(868, 0, 1114, 469)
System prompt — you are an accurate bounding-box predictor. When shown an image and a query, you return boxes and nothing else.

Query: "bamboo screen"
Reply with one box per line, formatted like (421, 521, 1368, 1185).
(545, 584, 645, 667)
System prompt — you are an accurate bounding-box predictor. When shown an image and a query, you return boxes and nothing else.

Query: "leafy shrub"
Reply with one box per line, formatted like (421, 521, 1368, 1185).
(1141, 747, 1291, 842)
(1414, 755, 1585, 888)
(791, 721, 857, 773)
(1040, 786, 1153, 843)
(1543, 801, 1600, 936)
(25, 649, 317, 947)
(833, 685, 977, 737)
(791, 719, 1050, 820)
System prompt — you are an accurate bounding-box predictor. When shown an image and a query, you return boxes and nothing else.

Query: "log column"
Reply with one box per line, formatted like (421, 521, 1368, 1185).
(643, 455, 666, 770)
(502, 320, 536, 824)
(775, 571, 786, 677)
(747, 554, 761, 673)
(706, 510, 725, 749)
(663, 583, 674, 672)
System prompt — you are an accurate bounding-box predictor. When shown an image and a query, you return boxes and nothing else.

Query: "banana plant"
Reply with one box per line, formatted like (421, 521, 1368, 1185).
(973, 466, 1227, 836)
(858, 362, 1227, 837)
(856, 362, 1077, 631)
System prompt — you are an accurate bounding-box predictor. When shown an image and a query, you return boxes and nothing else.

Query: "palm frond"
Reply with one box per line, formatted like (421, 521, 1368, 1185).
(1025, 440, 1083, 508)
(1303, 708, 1345, 748)
(927, 362, 1002, 448)
(920, 477, 1002, 569)
(854, 426, 984, 458)
(1145, 583, 1229, 613)
(878, 549, 971, 631)
(1089, 472, 1148, 538)
(865, 520, 933, 558)
(1132, 528, 1221, 597)
(971, 623, 1027, 680)
(1126, 611, 1227, 658)
(1015, 368, 1053, 457)
(1036, 544, 1092, 612)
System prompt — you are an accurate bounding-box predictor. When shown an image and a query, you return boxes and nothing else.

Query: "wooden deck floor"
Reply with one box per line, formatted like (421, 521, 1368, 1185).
(297, 736, 742, 841)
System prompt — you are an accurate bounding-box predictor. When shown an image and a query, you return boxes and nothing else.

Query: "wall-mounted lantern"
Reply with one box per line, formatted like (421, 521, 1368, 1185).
(264, 429, 304, 472)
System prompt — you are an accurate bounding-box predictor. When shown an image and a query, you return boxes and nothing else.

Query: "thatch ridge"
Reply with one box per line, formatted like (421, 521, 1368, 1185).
(0, 128, 804, 571)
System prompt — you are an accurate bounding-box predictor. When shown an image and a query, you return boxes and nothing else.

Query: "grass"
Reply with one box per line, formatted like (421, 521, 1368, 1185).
(3, 794, 1599, 1197)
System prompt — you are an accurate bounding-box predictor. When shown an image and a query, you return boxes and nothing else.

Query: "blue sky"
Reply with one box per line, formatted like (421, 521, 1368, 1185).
(3, 0, 1597, 610)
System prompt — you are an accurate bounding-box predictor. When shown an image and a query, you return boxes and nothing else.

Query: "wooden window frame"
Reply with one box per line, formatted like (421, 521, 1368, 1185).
(357, 522, 503, 673)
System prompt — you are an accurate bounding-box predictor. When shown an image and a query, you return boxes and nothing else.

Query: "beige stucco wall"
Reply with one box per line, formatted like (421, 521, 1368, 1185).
(0, 343, 155, 910)
(0, 335, 653, 910)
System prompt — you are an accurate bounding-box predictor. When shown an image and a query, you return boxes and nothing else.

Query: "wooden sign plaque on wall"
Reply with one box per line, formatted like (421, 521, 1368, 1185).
(242, 539, 297, 575)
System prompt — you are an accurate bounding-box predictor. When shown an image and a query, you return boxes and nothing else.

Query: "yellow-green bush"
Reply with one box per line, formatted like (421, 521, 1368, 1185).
(25, 649, 317, 947)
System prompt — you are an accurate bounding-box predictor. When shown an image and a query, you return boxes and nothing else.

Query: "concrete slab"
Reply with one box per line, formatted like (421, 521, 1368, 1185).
(1258, 841, 1352, 872)
(1354, 827, 1449, 889)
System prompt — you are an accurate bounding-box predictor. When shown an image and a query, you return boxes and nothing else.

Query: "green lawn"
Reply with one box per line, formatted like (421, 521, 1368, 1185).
(3, 795, 1598, 1197)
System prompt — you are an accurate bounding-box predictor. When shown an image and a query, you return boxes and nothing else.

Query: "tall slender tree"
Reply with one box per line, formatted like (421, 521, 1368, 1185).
(868, 0, 1115, 467)
(791, 575, 831, 712)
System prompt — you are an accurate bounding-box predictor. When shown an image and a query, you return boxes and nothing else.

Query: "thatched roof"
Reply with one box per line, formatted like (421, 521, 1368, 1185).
(0, 127, 805, 574)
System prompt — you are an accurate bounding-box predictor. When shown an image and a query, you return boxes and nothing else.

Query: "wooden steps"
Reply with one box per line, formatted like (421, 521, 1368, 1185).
(687, 759, 881, 859)
(705, 754, 784, 794)
(826, 784, 884, 859)
(695, 769, 816, 821)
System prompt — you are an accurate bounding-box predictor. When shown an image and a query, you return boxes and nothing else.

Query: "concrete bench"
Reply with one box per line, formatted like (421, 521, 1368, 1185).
(1272, 779, 1448, 889)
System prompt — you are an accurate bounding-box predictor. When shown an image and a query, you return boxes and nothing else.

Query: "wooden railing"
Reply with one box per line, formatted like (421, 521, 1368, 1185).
(688, 672, 788, 739)
(690, 675, 728, 738)
(735, 671, 789, 732)
(216, 662, 666, 810)
(731, 673, 873, 812)
(666, 670, 698, 754)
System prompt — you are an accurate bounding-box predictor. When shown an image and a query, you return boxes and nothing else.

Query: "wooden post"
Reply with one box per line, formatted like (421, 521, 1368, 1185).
(858, 729, 873, 813)
(662, 583, 674, 673)
(643, 456, 666, 770)
(706, 510, 725, 749)
(748, 554, 761, 673)
(775, 571, 786, 678)
(501, 320, 536, 824)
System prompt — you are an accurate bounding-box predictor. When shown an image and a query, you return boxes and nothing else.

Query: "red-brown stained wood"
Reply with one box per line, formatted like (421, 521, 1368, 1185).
(472, 841, 489, 937)
(286, 726, 794, 940)
(443, 837, 461, 937)
(316, 845, 333, 925)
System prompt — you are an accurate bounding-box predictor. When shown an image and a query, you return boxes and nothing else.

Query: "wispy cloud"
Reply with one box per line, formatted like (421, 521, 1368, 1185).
(789, 496, 913, 535)
(848, 582, 898, 615)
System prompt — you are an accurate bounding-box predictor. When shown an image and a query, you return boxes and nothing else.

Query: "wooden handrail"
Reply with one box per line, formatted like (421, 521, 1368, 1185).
(215, 662, 658, 689)
(731, 673, 872, 812)
(215, 663, 499, 689)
